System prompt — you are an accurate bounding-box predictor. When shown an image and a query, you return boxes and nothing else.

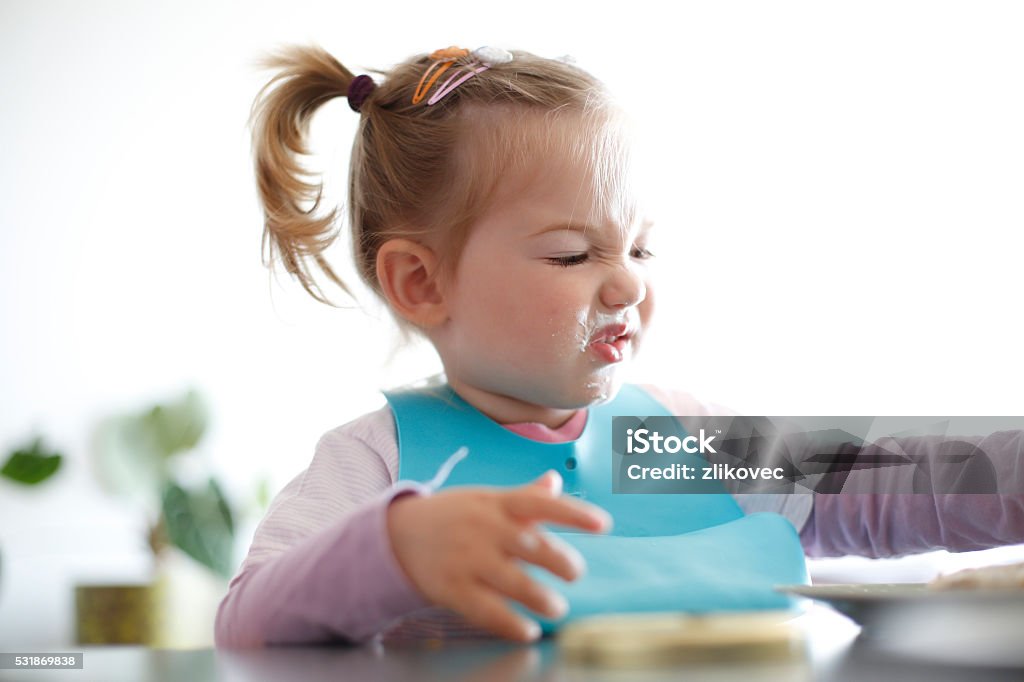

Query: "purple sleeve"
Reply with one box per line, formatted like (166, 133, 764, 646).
(799, 430, 1024, 558)
(214, 484, 430, 647)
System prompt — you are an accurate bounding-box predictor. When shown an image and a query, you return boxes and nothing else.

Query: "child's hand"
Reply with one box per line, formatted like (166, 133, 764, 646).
(386, 470, 611, 642)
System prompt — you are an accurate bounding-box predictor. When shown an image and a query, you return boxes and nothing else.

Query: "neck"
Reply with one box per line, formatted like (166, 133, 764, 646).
(446, 378, 580, 429)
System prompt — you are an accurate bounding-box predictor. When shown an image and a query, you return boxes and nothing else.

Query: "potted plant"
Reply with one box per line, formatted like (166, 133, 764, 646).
(81, 388, 236, 646)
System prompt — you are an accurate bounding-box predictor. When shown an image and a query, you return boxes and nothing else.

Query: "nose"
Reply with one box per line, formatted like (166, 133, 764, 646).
(600, 261, 647, 310)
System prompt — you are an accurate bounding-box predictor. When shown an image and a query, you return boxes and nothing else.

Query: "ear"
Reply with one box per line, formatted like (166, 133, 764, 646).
(375, 238, 448, 328)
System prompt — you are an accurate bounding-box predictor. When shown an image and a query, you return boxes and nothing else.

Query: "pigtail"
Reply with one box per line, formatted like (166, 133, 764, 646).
(250, 45, 355, 305)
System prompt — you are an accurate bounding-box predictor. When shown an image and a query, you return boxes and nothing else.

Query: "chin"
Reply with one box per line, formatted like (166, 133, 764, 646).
(576, 376, 624, 407)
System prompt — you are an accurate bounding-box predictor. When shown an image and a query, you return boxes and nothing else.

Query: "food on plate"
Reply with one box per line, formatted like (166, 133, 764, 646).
(927, 561, 1024, 590)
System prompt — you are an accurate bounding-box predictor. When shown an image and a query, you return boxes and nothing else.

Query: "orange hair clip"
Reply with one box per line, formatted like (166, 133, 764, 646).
(430, 46, 469, 60)
(412, 46, 471, 104)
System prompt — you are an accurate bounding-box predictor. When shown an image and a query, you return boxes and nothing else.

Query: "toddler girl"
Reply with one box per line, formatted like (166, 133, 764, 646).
(215, 44, 1024, 647)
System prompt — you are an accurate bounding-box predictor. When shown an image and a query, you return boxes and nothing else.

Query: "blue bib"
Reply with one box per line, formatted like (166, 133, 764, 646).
(386, 383, 808, 630)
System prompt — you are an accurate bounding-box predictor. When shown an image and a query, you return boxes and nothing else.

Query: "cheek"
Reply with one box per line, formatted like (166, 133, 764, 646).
(518, 298, 581, 345)
(635, 280, 655, 354)
(512, 285, 588, 354)
(466, 275, 565, 344)
(455, 261, 523, 319)
(640, 283, 656, 325)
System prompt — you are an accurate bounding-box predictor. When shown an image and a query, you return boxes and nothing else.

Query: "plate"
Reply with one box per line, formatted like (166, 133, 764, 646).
(777, 583, 1024, 626)
(775, 583, 931, 626)
(776, 583, 1024, 667)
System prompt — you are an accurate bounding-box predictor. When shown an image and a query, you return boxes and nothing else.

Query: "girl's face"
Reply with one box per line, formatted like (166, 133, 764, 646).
(431, 150, 655, 427)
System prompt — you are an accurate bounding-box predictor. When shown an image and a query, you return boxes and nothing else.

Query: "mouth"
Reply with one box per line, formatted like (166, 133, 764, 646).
(587, 322, 636, 363)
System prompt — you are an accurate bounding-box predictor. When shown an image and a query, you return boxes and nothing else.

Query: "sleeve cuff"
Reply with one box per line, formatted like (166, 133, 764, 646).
(359, 481, 433, 619)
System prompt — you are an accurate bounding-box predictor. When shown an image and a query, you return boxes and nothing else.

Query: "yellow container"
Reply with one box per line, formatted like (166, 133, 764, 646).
(74, 584, 159, 645)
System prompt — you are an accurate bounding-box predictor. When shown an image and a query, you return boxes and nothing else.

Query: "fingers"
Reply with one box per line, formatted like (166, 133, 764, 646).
(457, 583, 543, 642)
(529, 470, 563, 496)
(480, 560, 568, 621)
(504, 527, 585, 582)
(502, 489, 612, 533)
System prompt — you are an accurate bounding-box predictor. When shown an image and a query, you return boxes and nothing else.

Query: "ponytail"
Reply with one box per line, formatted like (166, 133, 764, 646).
(250, 45, 356, 305)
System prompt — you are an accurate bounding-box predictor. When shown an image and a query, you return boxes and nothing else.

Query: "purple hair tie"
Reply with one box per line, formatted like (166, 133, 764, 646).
(347, 74, 376, 113)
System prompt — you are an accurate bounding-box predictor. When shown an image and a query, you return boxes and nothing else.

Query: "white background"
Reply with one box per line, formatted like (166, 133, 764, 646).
(1, 0, 1023, 646)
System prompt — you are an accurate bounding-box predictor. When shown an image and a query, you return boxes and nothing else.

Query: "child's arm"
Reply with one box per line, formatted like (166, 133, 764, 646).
(800, 492, 1024, 558)
(215, 483, 431, 646)
(215, 409, 433, 646)
(216, 473, 608, 645)
(799, 430, 1024, 558)
(641, 385, 1024, 557)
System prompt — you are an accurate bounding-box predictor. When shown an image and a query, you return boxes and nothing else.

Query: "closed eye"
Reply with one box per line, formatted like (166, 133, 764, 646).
(547, 253, 589, 267)
(548, 247, 653, 267)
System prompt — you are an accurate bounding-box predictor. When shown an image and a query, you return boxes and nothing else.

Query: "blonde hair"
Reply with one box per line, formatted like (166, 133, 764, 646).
(250, 45, 633, 315)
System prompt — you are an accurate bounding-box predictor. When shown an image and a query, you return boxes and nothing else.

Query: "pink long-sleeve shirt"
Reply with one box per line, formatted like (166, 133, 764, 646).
(214, 385, 1024, 647)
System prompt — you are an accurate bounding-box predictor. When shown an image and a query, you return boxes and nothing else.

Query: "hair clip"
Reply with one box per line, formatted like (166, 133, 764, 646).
(412, 46, 470, 104)
(430, 46, 470, 60)
(427, 62, 492, 105)
(472, 46, 513, 66)
(415, 45, 515, 106)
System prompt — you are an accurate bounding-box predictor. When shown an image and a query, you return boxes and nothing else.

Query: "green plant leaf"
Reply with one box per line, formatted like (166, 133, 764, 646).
(161, 478, 235, 578)
(91, 414, 163, 513)
(91, 389, 210, 509)
(143, 389, 208, 459)
(1, 437, 62, 485)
